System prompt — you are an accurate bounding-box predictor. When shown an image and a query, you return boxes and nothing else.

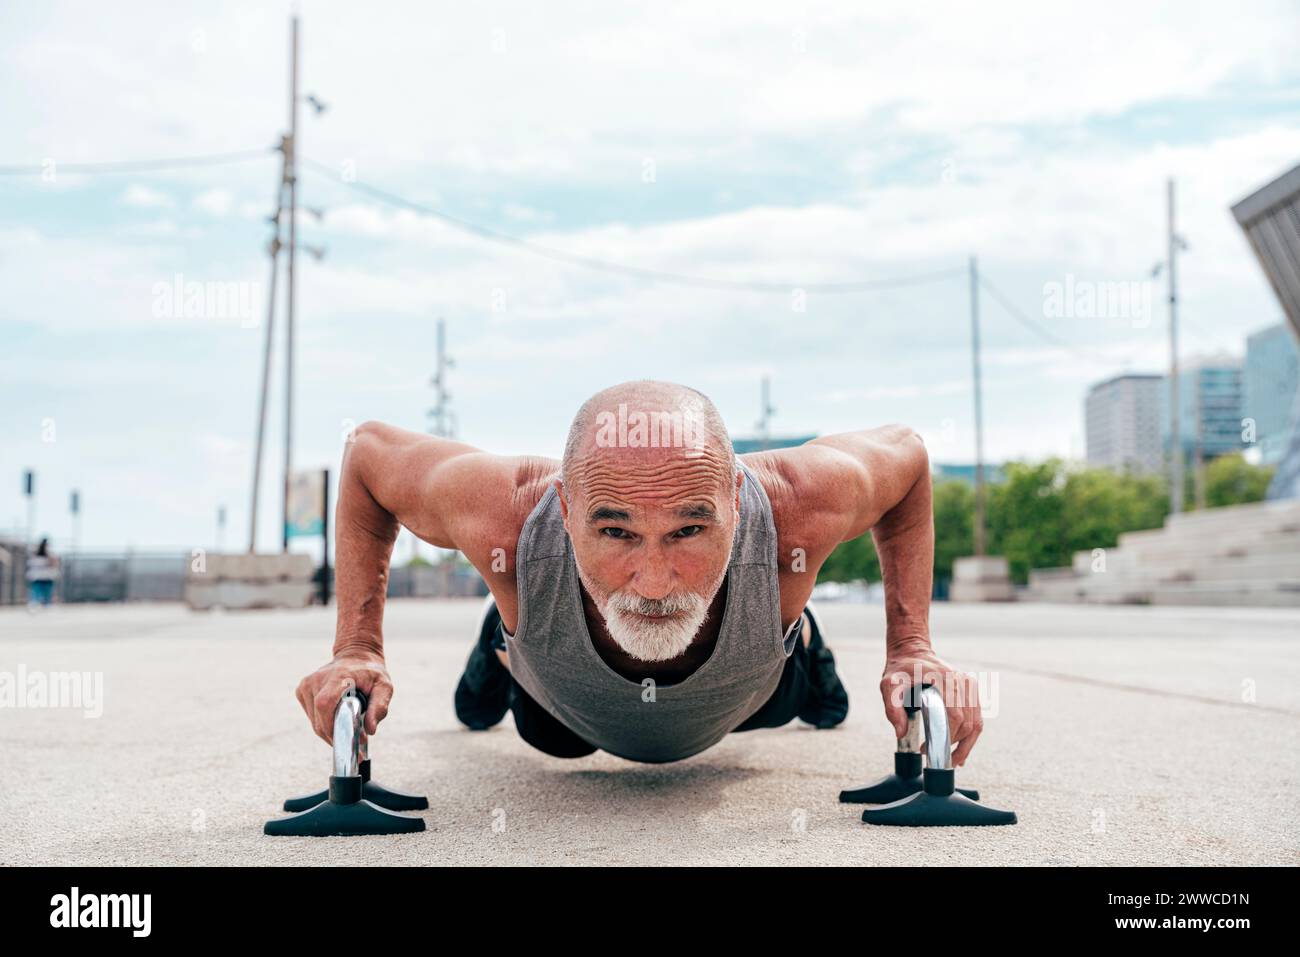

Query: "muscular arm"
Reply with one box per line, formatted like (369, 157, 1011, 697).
(333, 422, 475, 659)
(297, 420, 554, 742)
(807, 425, 933, 650)
(335, 421, 558, 654)
(789, 425, 983, 765)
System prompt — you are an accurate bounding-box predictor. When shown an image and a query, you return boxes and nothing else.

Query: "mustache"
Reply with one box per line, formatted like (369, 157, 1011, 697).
(606, 590, 701, 618)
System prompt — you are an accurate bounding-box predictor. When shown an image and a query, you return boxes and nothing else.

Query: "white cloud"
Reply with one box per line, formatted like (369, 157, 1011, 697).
(502, 203, 554, 224)
(3, 1, 1296, 180)
(120, 184, 171, 208)
(192, 188, 233, 216)
(2, 1, 1298, 546)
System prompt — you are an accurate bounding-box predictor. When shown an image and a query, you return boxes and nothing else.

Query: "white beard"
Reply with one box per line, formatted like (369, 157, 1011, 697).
(576, 559, 728, 663)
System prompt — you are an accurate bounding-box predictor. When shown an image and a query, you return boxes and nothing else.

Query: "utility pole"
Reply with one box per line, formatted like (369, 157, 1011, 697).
(419, 316, 455, 567)
(428, 317, 456, 438)
(282, 13, 300, 553)
(756, 375, 775, 451)
(249, 143, 285, 553)
(969, 255, 987, 557)
(1194, 380, 1206, 510)
(1167, 178, 1184, 515)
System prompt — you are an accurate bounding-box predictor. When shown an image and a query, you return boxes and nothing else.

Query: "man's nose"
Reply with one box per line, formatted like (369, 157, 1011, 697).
(629, 550, 675, 601)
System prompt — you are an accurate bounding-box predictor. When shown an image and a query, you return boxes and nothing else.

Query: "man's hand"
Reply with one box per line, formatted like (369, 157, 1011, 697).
(879, 639, 983, 766)
(295, 650, 394, 744)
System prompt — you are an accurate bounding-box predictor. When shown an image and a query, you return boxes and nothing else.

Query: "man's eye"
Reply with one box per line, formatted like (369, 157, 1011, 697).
(673, 525, 704, 538)
(600, 527, 632, 540)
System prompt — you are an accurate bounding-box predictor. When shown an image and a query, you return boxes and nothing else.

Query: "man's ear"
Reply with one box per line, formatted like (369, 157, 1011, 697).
(555, 479, 570, 527)
(733, 468, 743, 517)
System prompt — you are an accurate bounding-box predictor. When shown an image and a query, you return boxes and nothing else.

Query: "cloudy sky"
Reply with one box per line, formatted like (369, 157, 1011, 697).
(2, 0, 1299, 552)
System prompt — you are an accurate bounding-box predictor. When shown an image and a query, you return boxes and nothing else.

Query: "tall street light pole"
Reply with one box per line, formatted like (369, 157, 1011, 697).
(1166, 178, 1184, 515)
(282, 14, 300, 553)
(969, 255, 987, 557)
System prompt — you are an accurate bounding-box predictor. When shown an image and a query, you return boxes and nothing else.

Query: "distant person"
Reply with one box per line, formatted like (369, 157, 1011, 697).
(296, 380, 983, 766)
(26, 538, 59, 610)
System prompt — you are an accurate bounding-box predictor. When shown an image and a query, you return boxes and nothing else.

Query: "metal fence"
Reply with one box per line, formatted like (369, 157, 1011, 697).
(387, 562, 488, 599)
(0, 537, 486, 605)
(0, 540, 190, 604)
(63, 552, 190, 602)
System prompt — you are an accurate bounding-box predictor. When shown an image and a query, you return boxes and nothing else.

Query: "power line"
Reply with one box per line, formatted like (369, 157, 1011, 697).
(300, 157, 965, 294)
(978, 273, 1153, 365)
(0, 147, 275, 176)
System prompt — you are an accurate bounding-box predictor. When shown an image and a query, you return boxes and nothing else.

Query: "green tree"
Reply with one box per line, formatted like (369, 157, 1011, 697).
(1060, 466, 1166, 560)
(1204, 454, 1275, 508)
(817, 478, 972, 586)
(984, 460, 1167, 583)
(932, 479, 974, 583)
(986, 461, 1068, 584)
(817, 530, 879, 583)
(814, 458, 1197, 588)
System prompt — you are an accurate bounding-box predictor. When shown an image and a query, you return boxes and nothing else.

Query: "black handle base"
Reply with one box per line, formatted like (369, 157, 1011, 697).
(281, 760, 430, 813)
(266, 690, 428, 835)
(840, 752, 979, 804)
(861, 771, 1016, 826)
(264, 796, 426, 837)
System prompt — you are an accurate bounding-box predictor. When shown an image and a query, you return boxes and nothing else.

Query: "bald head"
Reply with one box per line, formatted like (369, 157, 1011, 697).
(558, 381, 738, 661)
(560, 380, 736, 503)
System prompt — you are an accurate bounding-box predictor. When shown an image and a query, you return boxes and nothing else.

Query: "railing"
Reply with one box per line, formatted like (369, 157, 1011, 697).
(0, 543, 487, 605)
(0, 549, 190, 605)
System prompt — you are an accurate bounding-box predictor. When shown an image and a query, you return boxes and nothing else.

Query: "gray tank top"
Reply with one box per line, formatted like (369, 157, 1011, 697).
(506, 459, 802, 763)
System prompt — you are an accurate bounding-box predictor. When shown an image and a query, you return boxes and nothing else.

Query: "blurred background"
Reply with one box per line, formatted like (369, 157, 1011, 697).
(3, 0, 1299, 608)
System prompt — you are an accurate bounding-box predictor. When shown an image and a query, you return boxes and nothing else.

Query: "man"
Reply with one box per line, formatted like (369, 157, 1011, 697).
(296, 380, 983, 766)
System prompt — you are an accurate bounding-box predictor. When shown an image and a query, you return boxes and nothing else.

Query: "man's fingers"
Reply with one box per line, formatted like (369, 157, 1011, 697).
(954, 672, 982, 766)
(953, 716, 984, 766)
(947, 707, 968, 754)
(312, 678, 354, 744)
(314, 717, 332, 746)
(312, 687, 335, 744)
(365, 680, 393, 735)
(879, 675, 908, 738)
(296, 679, 330, 743)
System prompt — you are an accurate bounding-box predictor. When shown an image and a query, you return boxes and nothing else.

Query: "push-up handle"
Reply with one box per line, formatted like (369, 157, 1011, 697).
(277, 688, 429, 814)
(917, 684, 951, 771)
(859, 683, 1018, 827)
(839, 683, 979, 805)
(331, 689, 364, 782)
(264, 688, 427, 836)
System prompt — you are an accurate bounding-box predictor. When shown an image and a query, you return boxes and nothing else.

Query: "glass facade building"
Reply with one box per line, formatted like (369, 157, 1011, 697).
(1244, 323, 1300, 466)
(1159, 357, 1244, 461)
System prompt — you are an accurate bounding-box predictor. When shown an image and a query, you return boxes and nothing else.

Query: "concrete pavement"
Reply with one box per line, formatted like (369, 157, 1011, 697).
(1, 599, 1296, 865)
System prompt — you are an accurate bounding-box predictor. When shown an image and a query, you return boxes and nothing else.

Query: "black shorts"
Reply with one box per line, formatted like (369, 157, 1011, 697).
(500, 610, 820, 759)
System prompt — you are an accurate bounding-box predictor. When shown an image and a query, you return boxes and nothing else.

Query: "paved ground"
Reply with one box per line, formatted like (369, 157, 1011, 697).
(1, 599, 1297, 866)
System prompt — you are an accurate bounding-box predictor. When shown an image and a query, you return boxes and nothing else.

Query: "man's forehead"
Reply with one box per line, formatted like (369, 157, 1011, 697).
(571, 450, 735, 520)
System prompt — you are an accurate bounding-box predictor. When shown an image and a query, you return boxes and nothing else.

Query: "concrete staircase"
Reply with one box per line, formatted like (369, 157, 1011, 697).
(1023, 499, 1300, 606)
